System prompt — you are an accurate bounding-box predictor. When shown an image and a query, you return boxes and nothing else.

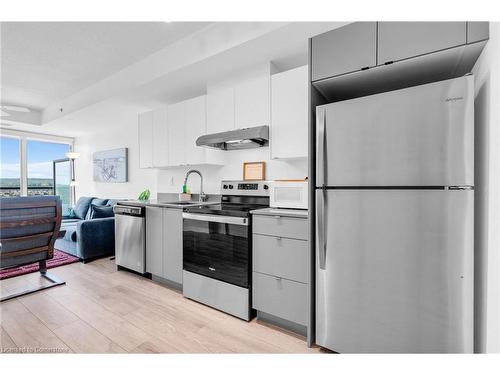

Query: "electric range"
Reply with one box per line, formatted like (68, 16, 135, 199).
(182, 180, 270, 321)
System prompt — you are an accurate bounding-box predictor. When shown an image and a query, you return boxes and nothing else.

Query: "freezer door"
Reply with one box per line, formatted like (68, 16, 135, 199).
(316, 76, 474, 187)
(316, 189, 473, 353)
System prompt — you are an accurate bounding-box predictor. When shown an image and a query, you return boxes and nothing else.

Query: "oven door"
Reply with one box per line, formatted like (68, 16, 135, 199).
(182, 213, 250, 288)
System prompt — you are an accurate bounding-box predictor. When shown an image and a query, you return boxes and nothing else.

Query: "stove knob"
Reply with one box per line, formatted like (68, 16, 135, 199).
(223, 184, 228, 189)
(228, 184, 234, 189)
(263, 184, 269, 190)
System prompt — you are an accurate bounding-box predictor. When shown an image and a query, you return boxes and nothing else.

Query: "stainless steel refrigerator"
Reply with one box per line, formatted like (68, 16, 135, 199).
(315, 75, 474, 353)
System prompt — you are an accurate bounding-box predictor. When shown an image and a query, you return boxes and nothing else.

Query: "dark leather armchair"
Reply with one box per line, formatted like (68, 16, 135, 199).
(0, 195, 65, 301)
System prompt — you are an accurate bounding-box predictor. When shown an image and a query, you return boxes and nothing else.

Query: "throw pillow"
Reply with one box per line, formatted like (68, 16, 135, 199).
(72, 196, 95, 219)
(90, 204, 114, 219)
(85, 198, 109, 220)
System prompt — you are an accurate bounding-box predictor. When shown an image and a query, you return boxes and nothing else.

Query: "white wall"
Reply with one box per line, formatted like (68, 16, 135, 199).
(472, 22, 500, 353)
(73, 110, 157, 200)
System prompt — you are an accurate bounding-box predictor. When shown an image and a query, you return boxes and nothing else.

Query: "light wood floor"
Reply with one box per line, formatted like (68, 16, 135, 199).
(1, 258, 321, 353)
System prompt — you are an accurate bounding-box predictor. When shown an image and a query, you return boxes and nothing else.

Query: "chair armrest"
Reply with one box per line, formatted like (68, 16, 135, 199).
(76, 218, 115, 259)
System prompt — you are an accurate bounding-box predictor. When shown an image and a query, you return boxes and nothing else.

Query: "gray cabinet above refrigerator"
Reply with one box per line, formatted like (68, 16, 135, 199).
(311, 22, 377, 81)
(377, 22, 466, 64)
(310, 22, 488, 102)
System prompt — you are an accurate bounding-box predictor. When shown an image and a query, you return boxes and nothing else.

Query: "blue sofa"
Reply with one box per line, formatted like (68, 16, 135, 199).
(55, 197, 118, 262)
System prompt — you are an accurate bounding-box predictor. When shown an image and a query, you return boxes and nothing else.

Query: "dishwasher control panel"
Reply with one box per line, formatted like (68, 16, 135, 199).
(113, 205, 144, 217)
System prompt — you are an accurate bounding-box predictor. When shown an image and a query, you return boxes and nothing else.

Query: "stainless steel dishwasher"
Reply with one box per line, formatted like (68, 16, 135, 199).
(114, 204, 146, 274)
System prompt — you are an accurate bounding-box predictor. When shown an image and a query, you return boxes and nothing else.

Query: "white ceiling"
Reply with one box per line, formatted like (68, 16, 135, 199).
(1, 22, 211, 110)
(0, 22, 345, 136)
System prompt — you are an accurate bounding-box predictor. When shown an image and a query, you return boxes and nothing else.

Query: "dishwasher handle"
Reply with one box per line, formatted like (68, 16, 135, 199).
(113, 205, 145, 217)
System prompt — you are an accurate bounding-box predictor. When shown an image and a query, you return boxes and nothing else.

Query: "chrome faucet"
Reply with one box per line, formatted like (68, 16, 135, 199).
(183, 169, 207, 202)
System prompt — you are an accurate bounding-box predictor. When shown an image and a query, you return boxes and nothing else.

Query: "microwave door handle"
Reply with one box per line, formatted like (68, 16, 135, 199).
(316, 189, 327, 270)
(316, 107, 326, 187)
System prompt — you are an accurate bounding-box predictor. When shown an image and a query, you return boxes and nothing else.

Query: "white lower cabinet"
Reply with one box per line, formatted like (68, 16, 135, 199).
(146, 206, 183, 285)
(145, 207, 163, 275)
(253, 272, 308, 326)
(162, 208, 183, 284)
(252, 212, 310, 333)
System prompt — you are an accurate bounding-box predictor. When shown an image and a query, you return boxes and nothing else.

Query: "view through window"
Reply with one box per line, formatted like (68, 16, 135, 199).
(0, 136, 72, 215)
(27, 140, 71, 214)
(0, 136, 21, 197)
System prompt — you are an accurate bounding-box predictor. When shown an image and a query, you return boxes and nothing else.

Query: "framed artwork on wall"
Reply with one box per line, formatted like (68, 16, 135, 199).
(243, 161, 266, 181)
(93, 148, 128, 183)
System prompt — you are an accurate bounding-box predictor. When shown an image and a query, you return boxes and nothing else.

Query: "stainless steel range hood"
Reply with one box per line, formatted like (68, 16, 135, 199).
(196, 125, 269, 150)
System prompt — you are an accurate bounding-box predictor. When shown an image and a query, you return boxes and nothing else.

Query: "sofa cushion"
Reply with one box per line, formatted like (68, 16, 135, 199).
(85, 198, 108, 219)
(72, 197, 95, 219)
(89, 204, 114, 219)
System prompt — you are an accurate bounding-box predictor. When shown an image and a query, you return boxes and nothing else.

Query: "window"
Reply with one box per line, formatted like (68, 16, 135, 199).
(27, 140, 71, 214)
(0, 133, 73, 211)
(0, 136, 21, 197)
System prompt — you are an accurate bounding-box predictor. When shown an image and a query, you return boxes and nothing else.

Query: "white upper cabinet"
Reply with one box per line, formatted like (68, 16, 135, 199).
(234, 76, 270, 129)
(184, 95, 207, 165)
(377, 22, 466, 64)
(138, 111, 153, 168)
(271, 66, 308, 159)
(167, 101, 186, 167)
(140, 94, 221, 168)
(207, 87, 234, 134)
(152, 106, 169, 167)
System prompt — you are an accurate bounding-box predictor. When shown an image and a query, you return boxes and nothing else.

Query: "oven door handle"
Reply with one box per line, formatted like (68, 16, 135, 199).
(182, 212, 249, 226)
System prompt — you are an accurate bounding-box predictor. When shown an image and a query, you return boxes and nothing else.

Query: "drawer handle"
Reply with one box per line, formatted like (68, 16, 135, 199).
(276, 237, 282, 241)
(208, 267, 216, 271)
(274, 276, 282, 281)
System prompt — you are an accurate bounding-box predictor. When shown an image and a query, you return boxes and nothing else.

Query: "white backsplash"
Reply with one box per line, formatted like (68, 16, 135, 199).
(156, 147, 307, 195)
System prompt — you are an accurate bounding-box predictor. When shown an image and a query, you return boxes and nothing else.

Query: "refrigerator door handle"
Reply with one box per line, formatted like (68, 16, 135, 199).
(316, 189, 327, 270)
(316, 107, 326, 187)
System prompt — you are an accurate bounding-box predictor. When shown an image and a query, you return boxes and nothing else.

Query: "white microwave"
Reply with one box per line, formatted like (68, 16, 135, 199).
(269, 180, 308, 209)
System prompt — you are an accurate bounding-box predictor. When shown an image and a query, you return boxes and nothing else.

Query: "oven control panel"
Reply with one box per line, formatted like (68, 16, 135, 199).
(221, 180, 269, 196)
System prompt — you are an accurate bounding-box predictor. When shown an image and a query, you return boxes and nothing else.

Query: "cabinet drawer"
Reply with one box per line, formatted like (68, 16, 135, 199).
(253, 234, 308, 283)
(252, 271, 308, 326)
(253, 215, 308, 240)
